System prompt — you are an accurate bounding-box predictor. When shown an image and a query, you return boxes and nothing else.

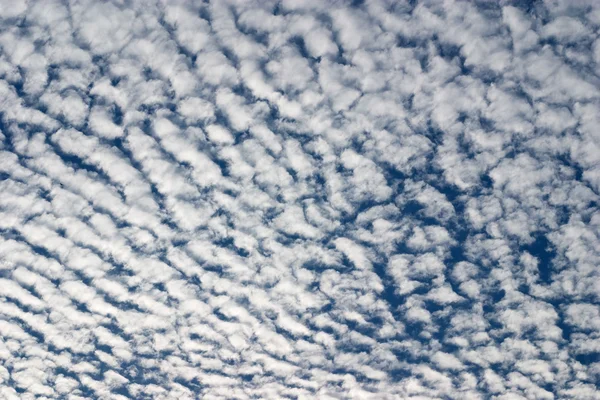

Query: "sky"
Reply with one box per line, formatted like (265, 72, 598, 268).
(0, 0, 599, 399)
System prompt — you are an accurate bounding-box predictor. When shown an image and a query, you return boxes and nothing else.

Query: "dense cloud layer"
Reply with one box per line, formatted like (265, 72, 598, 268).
(0, 0, 599, 399)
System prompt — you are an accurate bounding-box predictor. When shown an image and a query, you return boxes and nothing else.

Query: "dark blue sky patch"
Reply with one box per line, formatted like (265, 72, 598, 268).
(575, 352, 600, 365)
(522, 233, 556, 284)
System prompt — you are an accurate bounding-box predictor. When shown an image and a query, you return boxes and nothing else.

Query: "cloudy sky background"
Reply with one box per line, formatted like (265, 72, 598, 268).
(0, 0, 599, 398)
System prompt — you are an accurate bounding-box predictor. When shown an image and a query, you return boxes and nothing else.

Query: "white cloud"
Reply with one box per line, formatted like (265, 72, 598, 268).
(0, 0, 598, 398)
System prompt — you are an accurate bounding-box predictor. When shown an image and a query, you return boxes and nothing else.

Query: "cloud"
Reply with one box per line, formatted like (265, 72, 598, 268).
(0, 0, 599, 398)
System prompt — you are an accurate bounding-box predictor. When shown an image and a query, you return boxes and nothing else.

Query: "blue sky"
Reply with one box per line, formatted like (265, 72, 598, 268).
(0, 0, 599, 399)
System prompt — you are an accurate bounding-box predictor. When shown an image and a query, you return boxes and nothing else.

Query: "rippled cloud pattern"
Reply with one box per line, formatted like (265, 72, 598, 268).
(1, 0, 600, 399)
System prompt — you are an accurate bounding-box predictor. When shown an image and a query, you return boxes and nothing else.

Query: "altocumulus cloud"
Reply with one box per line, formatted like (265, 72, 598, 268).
(0, 0, 599, 399)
